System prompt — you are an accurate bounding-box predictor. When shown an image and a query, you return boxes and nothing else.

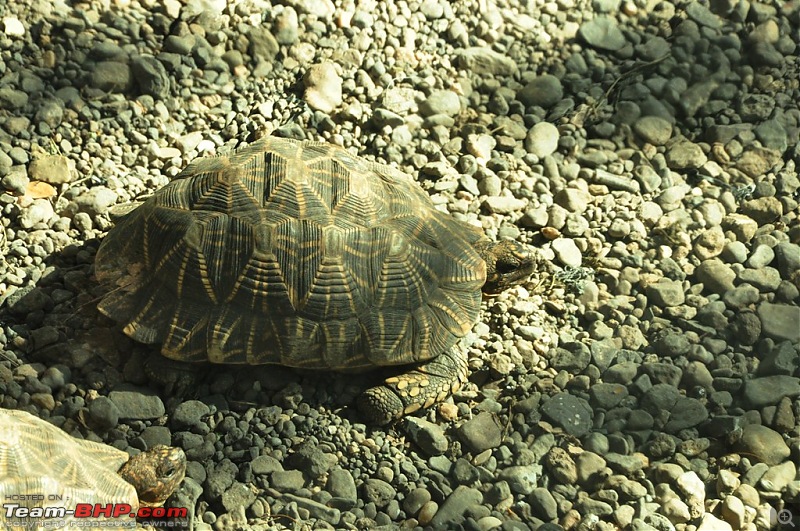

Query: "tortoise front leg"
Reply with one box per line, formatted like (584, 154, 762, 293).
(357, 347, 468, 425)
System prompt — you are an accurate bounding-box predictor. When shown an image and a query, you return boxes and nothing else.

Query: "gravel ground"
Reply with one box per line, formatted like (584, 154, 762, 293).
(1, 0, 799, 530)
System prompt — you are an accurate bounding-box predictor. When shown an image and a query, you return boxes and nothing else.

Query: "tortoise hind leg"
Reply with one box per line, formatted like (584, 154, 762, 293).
(357, 347, 468, 425)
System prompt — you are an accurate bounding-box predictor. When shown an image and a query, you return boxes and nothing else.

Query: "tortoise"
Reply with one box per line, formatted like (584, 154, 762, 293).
(95, 136, 538, 424)
(0, 409, 186, 529)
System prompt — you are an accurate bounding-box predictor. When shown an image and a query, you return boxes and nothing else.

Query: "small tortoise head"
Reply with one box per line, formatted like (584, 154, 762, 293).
(118, 445, 187, 507)
(475, 240, 538, 295)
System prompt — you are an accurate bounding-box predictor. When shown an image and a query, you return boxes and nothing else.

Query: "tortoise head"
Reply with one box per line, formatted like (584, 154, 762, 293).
(475, 240, 538, 295)
(118, 445, 187, 507)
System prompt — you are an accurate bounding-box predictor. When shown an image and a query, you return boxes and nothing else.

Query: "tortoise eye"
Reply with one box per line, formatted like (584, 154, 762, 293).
(496, 261, 518, 274)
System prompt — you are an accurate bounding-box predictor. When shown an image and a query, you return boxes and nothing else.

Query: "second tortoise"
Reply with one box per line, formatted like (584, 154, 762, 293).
(95, 136, 538, 424)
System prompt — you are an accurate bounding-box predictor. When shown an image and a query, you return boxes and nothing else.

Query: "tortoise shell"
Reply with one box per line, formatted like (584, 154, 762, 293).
(96, 137, 488, 370)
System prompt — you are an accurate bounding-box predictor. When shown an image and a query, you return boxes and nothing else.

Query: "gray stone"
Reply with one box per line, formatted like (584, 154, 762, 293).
(270, 470, 304, 492)
(428, 486, 482, 527)
(273, 8, 299, 44)
(774, 243, 800, 279)
(108, 385, 165, 419)
(742, 375, 800, 408)
(663, 397, 709, 433)
(171, 400, 210, 431)
(90, 61, 132, 92)
(1, 165, 27, 193)
(757, 302, 800, 342)
(282, 493, 341, 525)
(205, 459, 237, 500)
(528, 488, 558, 520)
(740, 197, 783, 225)
(517, 74, 563, 109)
(0, 87, 29, 109)
(554, 188, 591, 214)
(131, 55, 170, 98)
(525, 122, 559, 158)
(646, 280, 685, 307)
(755, 119, 788, 152)
(457, 411, 502, 453)
(482, 195, 526, 214)
(746, 244, 775, 269)
(456, 47, 518, 75)
(738, 267, 781, 291)
(665, 141, 707, 169)
(87, 396, 120, 432)
(694, 226, 726, 260)
(326, 468, 357, 504)
(74, 186, 118, 216)
(28, 154, 71, 184)
(304, 62, 342, 114)
(589, 383, 628, 409)
(695, 259, 736, 294)
(759, 461, 796, 492)
(286, 442, 333, 479)
(251, 455, 283, 475)
(221, 482, 256, 513)
(633, 116, 672, 145)
(362, 479, 396, 508)
(247, 26, 279, 61)
(499, 465, 540, 495)
(735, 424, 791, 465)
(419, 90, 461, 116)
(34, 99, 64, 128)
(551, 238, 582, 268)
(405, 417, 448, 456)
(722, 284, 759, 310)
(758, 342, 800, 376)
(579, 17, 627, 51)
(18, 198, 54, 229)
(541, 392, 593, 437)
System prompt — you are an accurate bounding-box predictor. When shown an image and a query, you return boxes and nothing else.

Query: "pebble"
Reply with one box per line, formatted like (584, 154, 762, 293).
(108, 386, 166, 419)
(695, 259, 736, 294)
(541, 392, 593, 437)
(525, 121, 560, 158)
(2, 16, 25, 36)
(28, 154, 71, 184)
(428, 486, 482, 527)
(90, 61, 132, 92)
(74, 187, 118, 216)
(303, 62, 342, 114)
(131, 55, 170, 99)
(646, 280, 685, 307)
(633, 116, 672, 145)
(665, 141, 707, 169)
(696, 513, 733, 531)
(362, 479, 396, 508)
(456, 412, 502, 453)
(87, 396, 120, 432)
(419, 89, 461, 117)
(735, 424, 791, 465)
(579, 17, 627, 51)
(405, 417, 448, 456)
(482, 195, 526, 214)
(18, 198, 54, 229)
(517, 75, 563, 109)
(757, 302, 800, 342)
(456, 47, 518, 75)
(551, 238, 583, 267)
(742, 375, 800, 409)
(282, 493, 340, 525)
(270, 470, 304, 492)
